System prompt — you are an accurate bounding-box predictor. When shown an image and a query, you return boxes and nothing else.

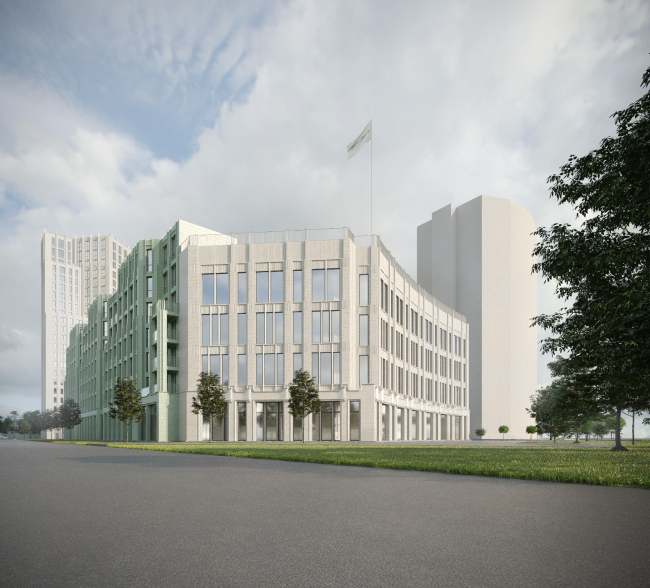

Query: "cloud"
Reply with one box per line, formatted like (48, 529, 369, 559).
(0, 0, 649, 412)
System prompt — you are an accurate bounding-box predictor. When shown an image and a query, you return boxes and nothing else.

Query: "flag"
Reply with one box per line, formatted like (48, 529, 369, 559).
(347, 120, 372, 159)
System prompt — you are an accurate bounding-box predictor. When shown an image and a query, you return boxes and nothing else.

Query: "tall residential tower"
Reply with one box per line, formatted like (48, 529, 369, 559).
(417, 195, 537, 439)
(41, 231, 129, 437)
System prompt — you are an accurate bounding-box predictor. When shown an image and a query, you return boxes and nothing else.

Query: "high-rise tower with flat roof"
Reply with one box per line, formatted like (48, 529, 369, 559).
(41, 231, 130, 437)
(417, 195, 537, 439)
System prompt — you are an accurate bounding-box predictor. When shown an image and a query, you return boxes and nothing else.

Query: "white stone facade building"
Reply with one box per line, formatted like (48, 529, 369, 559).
(41, 231, 129, 438)
(66, 221, 470, 442)
(417, 195, 537, 439)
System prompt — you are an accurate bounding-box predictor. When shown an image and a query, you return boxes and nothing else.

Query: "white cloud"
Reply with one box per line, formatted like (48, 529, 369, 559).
(0, 0, 649, 412)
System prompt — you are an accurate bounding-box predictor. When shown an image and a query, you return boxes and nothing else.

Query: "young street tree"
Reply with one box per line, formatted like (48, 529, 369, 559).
(288, 369, 322, 443)
(498, 425, 509, 441)
(108, 378, 146, 442)
(474, 428, 486, 440)
(532, 64, 650, 450)
(526, 426, 537, 440)
(192, 371, 227, 442)
(58, 399, 82, 440)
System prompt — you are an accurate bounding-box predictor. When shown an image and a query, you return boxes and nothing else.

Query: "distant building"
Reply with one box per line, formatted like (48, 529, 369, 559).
(417, 195, 537, 439)
(41, 231, 129, 438)
(66, 220, 470, 442)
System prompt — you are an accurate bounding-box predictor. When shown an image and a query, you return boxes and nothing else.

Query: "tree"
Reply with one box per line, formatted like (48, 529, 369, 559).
(605, 414, 626, 440)
(532, 64, 650, 451)
(192, 371, 227, 442)
(498, 425, 509, 441)
(18, 419, 30, 438)
(58, 399, 82, 440)
(528, 385, 571, 443)
(288, 369, 322, 443)
(591, 421, 608, 441)
(108, 378, 146, 442)
(9, 411, 19, 435)
(43, 408, 60, 435)
(474, 428, 486, 439)
(21, 411, 43, 438)
(526, 425, 537, 440)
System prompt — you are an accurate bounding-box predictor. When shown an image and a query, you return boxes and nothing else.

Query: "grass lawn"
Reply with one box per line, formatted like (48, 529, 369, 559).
(101, 440, 650, 489)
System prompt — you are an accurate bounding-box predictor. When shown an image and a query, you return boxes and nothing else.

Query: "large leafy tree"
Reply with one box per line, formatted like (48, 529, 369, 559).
(527, 384, 571, 443)
(108, 378, 146, 442)
(532, 64, 650, 451)
(58, 399, 82, 440)
(288, 369, 322, 443)
(192, 371, 227, 442)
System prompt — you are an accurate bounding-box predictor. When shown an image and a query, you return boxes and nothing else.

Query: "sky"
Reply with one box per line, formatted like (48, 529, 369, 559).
(0, 0, 648, 437)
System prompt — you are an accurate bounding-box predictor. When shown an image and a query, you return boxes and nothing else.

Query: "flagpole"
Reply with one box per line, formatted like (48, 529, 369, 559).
(370, 132, 373, 235)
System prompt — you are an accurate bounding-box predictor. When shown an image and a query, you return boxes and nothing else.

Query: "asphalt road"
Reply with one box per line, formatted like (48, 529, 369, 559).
(0, 441, 648, 587)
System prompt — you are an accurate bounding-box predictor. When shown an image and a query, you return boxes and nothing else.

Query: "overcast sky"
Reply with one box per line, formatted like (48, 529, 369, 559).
(1, 0, 648, 436)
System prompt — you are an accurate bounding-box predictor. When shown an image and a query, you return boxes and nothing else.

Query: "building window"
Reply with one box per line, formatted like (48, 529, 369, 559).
(147, 277, 153, 298)
(327, 269, 340, 301)
(293, 311, 302, 344)
(237, 402, 247, 441)
(238, 273, 247, 304)
(293, 353, 302, 376)
(293, 270, 302, 302)
(202, 274, 214, 305)
(350, 401, 360, 441)
(202, 315, 210, 346)
(256, 271, 269, 303)
(238, 355, 247, 386)
(359, 355, 369, 385)
(312, 269, 325, 301)
(238, 314, 247, 345)
(271, 271, 283, 302)
(312, 268, 340, 302)
(359, 315, 369, 346)
(216, 273, 229, 304)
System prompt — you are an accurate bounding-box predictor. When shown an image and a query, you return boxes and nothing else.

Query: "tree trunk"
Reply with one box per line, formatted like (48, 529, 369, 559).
(632, 411, 635, 445)
(574, 429, 580, 443)
(611, 406, 628, 451)
(126, 420, 129, 443)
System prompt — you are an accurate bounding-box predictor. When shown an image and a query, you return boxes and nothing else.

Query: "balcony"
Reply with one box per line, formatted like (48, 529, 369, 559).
(167, 356, 179, 370)
(167, 328, 178, 343)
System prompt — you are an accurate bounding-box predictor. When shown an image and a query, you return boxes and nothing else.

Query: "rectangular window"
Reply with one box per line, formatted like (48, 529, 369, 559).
(277, 354, 284, 386)
(238, 273, 247, 304)
(256, 313, 265, 344)
(312, 353, 319, 385)
(322, 311, 330, 343)
(359, 315, 369, 346)
(271, 271, 284, 302)
(256, 271, 269, 303)
(216, 273, 229, 304)
(212, 314, 219, 345)
(238, 314, 247, 345)
(210, 354, 220, 378)
(327, 269, 340, 301)
(202, 274, 214, 304)
(238, 355, 247, 386)
(147, 249, 153, 271)
(293, 270, 302, 302)
(331, 310, 340, 342)
(147, 277, 153, 297)
(320, 352, 332, 385)
(222, 353, 229, 386)
(266, 313, 273, 344)
(275, 312, 284, 344)
(220, 314, 229, 345)
(202, 315, 210, 346)
(350, 401, 360, 441)
(256, 354, 263, 385)
(359, 355, 369, 385)
(293, 353, 302, 376)
(312, 311, 321, 343)
(333, 353, 340, 385)
(202, 355, 209, 372)
(264, 353, 275, 384)
(293, 311, 302, 344)
(312, 269, 325, 301)
(359, 274, 369, 305)
(411, 410, 418, 440)
(238, 402, 247, 441)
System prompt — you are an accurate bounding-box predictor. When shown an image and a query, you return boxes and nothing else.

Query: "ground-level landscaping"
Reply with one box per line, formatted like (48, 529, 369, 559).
(59, 439, 650, 489)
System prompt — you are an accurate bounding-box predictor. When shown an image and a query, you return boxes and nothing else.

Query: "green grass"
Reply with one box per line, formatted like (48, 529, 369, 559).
(102, 440, 650, 489)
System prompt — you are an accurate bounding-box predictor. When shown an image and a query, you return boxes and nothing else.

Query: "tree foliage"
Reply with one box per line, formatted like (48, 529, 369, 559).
(192, 371, 227, 442)
(498, 425, 509, 440)
(58, 399, 82, 439)
(532, 64, 650, 450)
(474, 428, 486, 439)
(528, 385, 571, 443)
(108, 378, 145, 442)
(288, 369, 322, 443)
